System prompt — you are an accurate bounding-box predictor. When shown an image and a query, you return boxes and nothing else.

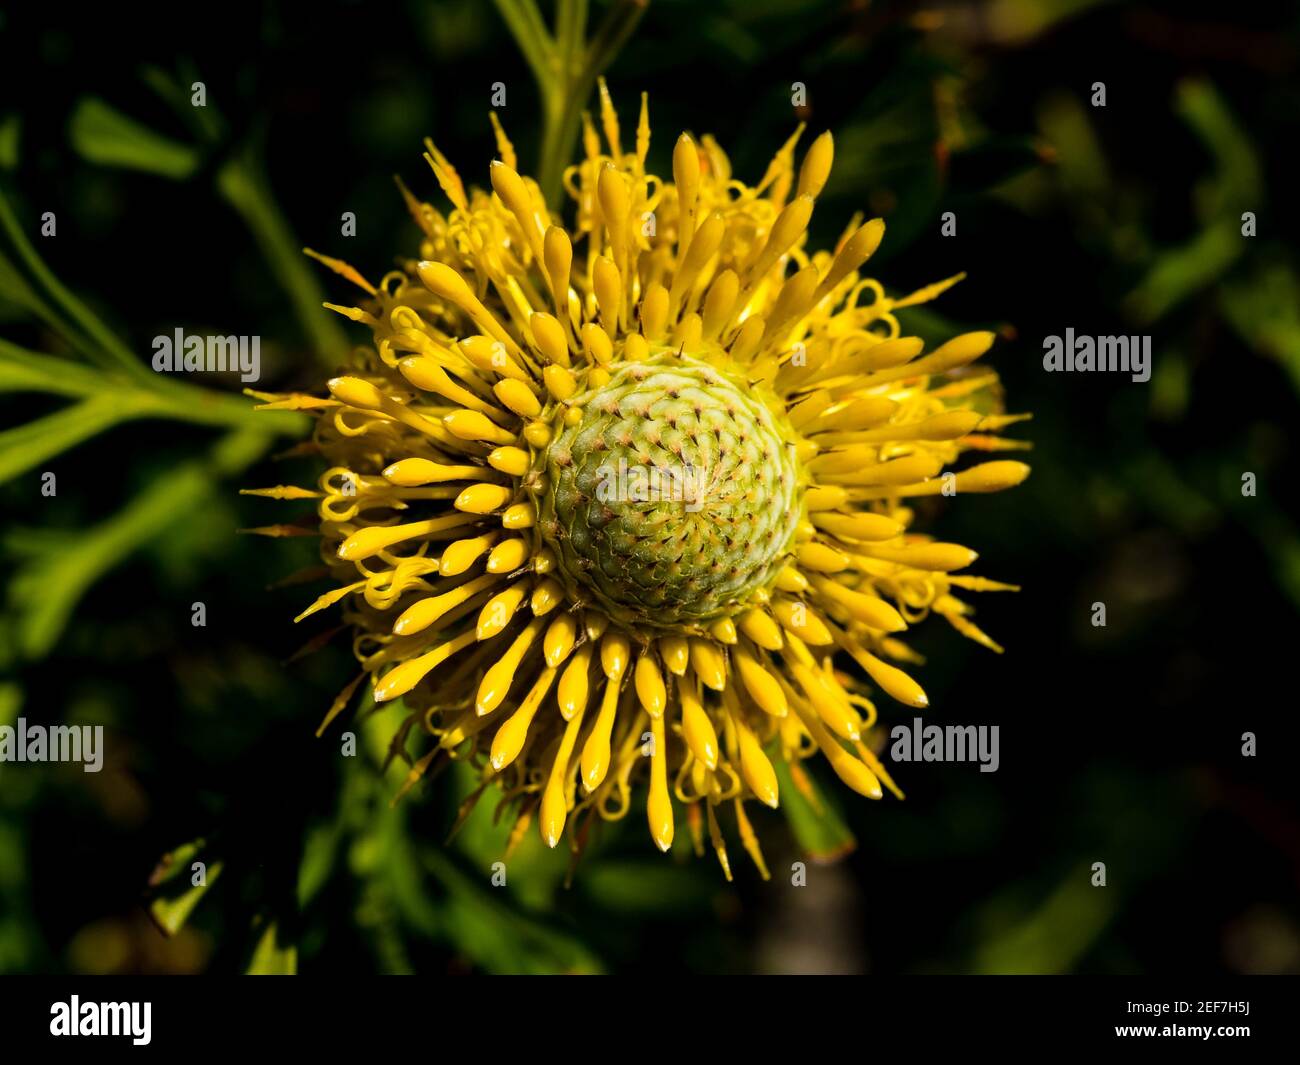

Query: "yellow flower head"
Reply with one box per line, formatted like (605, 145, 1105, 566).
(252, 83, 1029, 878)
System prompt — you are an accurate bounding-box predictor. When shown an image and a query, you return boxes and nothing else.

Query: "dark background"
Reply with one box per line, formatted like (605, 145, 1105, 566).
(1, 0, 1298, 974)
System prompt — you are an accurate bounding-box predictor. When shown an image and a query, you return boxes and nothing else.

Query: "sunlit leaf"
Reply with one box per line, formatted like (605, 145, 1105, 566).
(246, 921, 297, 974)
(147, 838, 224, 937)
(773, 757, 856, 863)
(972, 862, 1118, 974)
(69, 98, 199, 180)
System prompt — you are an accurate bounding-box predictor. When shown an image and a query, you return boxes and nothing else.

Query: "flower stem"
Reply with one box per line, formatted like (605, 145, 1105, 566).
(0, 336, 308, 440)
(495, 0, 648, 209)
(493, 0, 557, 91)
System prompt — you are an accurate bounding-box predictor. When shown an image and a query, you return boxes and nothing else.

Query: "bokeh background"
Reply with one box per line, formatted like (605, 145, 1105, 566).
(2, 0, 1298, 974)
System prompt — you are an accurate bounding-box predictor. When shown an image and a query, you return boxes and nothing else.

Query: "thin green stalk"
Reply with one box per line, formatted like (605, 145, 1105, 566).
(141, 375, 309, 435)
(9, 426, 275, 659)
(0, 186, 151, 380)
(0, 396, 141, 484)
(492, 0, 557, 91)
(216, 150, 349, 371)
(541, 0, 646, 205)
(0, 337, 307, 437)
(0, 262, 104, 369)
(0, 339, 105, 397)
(496, 0, 649, 208)
(556, 0, 589, 73)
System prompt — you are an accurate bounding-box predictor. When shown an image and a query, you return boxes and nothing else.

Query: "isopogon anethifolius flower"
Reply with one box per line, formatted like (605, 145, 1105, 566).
(246, 85, 1030, 879)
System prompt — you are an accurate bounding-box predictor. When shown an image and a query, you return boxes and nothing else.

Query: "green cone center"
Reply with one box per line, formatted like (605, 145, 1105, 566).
(534, 355, 802, 632)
